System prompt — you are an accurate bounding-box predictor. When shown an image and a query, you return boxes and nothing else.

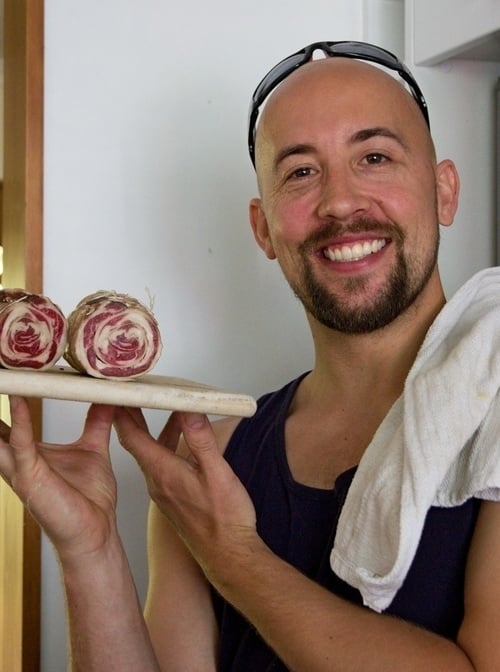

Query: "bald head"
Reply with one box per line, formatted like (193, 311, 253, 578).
(254, 58, 435, 179)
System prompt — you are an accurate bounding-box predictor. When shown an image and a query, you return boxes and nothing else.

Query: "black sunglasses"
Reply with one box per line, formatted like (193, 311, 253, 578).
(248, 40, 430, 167)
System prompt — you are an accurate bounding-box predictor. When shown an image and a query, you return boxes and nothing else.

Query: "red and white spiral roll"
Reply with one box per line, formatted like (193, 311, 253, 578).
(0, 289, 67, 370)
(64, 290, 163, 380)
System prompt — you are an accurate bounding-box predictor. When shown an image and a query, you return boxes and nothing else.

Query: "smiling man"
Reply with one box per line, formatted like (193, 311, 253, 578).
(250, 55, 454, 336)
(1, 41, 499, 672)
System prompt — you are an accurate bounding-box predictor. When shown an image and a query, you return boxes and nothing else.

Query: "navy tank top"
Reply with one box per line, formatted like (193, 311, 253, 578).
(211, 375, 481, 672)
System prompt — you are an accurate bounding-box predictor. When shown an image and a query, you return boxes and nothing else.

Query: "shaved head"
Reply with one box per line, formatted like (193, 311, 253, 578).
(248, 54, 459, 334)
(254, 58, 435, 182)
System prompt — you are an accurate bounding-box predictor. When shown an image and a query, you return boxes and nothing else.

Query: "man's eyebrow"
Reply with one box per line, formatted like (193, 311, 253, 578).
(350, 127, 409, 150)
(273, 143, 316, 172)
(272, 127, 408, 171)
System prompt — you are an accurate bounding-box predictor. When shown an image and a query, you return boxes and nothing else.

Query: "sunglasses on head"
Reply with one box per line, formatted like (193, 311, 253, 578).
(247, 40, 430, 167)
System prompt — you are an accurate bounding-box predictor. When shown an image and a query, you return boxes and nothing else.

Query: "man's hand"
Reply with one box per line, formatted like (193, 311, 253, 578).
(0, 396, 118, 562)
(114, 408, 257, 568)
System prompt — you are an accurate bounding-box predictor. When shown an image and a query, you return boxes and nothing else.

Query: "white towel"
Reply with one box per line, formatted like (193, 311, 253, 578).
(330, 266, 500, 613)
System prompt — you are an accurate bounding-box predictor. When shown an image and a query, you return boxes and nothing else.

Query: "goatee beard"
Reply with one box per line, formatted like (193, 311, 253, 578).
(288, 218, 439, 334)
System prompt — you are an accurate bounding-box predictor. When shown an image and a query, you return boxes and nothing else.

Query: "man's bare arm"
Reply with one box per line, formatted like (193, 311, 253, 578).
(144, 502, 218, 671)
(0, 397, 159, 672)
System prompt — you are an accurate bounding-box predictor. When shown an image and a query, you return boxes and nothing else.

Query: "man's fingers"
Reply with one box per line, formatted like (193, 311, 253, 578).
(7, 395, 38, 471)
(81, 404, 115, 450)
(0, 396, 47, 494)
(179, 413, 221, 472)
(114, 406, 171, 470)
(115, 409, 223, 495)
(157, 411, 183, 451)
(121, 406, 148, 432)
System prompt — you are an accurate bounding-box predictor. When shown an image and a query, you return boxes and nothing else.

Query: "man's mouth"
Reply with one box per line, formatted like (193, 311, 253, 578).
(322, 238, 387, 263)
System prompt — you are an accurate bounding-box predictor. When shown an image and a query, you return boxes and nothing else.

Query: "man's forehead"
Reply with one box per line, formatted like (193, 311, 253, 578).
(264, 57, 409, 111)
(253, 58, 432, 175)
(257, 57, 422, 144)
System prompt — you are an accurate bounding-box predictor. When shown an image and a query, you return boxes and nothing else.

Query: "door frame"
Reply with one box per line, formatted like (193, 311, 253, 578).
(0, 1, 44, 670)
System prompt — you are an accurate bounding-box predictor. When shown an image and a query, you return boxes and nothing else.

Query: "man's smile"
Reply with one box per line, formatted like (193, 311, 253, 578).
(322, 238, 388, 262)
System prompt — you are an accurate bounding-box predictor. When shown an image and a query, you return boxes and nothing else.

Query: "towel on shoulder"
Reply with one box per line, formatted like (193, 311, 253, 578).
(330, 266, 500, 612)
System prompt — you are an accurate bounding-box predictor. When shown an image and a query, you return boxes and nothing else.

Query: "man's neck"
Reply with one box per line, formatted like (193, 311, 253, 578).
(302, 278, 447, 410)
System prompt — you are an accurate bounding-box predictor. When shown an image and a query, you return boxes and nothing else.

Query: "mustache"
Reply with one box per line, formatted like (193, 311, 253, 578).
(298, 217, 404, 254)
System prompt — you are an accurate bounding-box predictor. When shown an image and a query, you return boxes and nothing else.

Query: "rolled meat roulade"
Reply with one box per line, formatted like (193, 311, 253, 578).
(0, 289, 67, 370)
(64, 290, 163, 380)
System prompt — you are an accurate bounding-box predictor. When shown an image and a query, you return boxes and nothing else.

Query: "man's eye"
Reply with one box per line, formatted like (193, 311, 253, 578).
(289, 166, 313, 179)
(364, 153, 387, 165)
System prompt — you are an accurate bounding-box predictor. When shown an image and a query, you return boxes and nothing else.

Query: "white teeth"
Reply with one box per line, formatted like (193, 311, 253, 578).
(324, 238, 386, 262)
(341, 245, 353, 260)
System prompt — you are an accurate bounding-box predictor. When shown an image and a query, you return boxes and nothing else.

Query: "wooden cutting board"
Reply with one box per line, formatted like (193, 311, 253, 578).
(0, 366, 257, 417)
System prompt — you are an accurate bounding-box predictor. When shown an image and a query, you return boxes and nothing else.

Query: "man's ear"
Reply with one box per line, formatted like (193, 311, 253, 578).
(249, 198, 277, 259)
(436, 159, 460, 227)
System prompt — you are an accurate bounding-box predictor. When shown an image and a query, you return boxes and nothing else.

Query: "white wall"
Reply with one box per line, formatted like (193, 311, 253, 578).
(40, 0, 498, 668)
(41, 1, 364, 669)
(405, 0, 500, 296)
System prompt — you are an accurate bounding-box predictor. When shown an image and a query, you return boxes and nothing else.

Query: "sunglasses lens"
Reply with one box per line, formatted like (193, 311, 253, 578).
(326, 42, 397, 65)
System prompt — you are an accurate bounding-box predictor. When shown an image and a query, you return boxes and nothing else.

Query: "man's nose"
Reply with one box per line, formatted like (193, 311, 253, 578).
(316, 169, 370, 221)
